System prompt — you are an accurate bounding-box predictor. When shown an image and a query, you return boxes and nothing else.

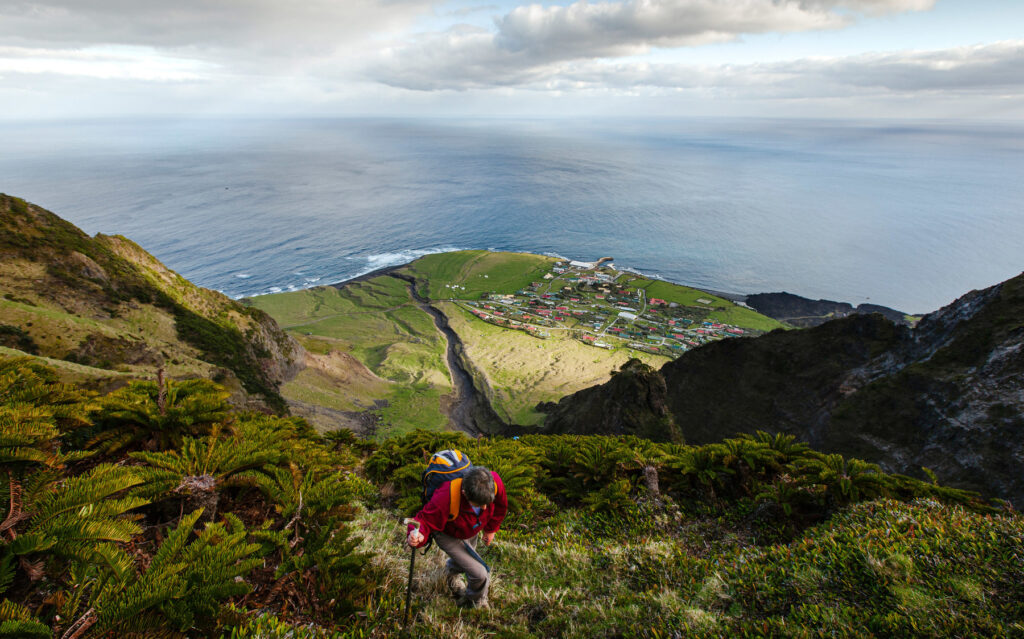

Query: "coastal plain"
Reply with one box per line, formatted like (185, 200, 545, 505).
(248, 250, 783, 435)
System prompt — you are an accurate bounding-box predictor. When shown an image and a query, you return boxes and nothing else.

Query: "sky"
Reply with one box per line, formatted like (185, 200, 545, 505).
(0, 0, 1022, 119)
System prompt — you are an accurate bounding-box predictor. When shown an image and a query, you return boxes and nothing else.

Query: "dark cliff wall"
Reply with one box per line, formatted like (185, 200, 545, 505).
(543, 273, 1024, 506)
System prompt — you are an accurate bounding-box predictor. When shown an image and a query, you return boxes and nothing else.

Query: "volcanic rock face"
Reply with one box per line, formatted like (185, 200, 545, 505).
(543, 273, 1024, 506)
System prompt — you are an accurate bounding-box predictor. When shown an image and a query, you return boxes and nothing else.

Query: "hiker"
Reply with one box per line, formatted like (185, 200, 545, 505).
(407, 465, 507, 609)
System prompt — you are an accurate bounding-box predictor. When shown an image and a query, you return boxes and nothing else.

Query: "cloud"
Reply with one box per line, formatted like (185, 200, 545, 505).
(374, 0, 937, 89)
(552, 41, 1024, 97)
(371, 35, 1024, 108)
(0, 0, 434, 59)
(0, 45, 212, 81)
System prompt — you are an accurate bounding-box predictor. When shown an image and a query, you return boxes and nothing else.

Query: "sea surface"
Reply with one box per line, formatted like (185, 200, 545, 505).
(2, 117, 1022, 314)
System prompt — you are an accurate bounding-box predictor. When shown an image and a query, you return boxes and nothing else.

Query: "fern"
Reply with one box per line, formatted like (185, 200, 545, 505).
(90, 378, 231, 453)
(0, 599, 50, 638)
(130, 427, 285, 520)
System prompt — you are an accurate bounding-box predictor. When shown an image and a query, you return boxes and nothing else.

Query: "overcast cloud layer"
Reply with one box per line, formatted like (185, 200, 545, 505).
(0, 0, 1021, 118)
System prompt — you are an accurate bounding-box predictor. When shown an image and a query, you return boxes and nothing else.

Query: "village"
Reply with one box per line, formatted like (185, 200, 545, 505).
(443, 259, 758, 359)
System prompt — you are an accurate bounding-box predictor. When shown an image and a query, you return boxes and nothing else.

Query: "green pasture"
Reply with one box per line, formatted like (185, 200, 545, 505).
(249, 276, 452, 436)
(399, 250, 555, 300)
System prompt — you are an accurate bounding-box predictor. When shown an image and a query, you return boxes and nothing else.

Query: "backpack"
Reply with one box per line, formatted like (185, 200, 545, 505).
(421, 449, 474, 522)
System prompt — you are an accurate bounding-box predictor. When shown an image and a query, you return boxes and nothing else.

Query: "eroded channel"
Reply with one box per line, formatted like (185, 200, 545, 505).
(389, 273, 504, 435)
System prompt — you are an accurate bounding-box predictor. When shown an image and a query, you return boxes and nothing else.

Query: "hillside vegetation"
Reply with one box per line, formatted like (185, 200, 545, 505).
(2, 354, 1021, 638)
(0, 194, 299, 413)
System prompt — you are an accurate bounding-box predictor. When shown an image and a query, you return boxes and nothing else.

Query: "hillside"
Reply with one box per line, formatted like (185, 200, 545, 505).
(2, 197, 1022, 637)
(250, 250, 783, 432)
(0, 194, 300, 412)
(543, 271, 1024, 508)
(2, 357, 1021, 638)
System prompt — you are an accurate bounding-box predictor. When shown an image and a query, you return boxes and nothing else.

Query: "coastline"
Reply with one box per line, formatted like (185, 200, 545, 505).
(322, 254, 750, 301)
(327, 263, 410, 290)
(273, 250, 906, 321)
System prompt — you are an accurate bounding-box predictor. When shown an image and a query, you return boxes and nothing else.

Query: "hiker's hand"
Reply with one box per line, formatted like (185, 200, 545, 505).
(482, 531, 496, 546)
(407, 528, 424, 547)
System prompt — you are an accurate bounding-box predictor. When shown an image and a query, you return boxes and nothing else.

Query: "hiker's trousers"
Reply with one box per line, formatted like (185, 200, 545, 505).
(434, 532, 489, 603)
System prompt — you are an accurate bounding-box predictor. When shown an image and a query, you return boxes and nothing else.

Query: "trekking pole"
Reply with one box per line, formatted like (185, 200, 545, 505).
(403, 519, 419, 628)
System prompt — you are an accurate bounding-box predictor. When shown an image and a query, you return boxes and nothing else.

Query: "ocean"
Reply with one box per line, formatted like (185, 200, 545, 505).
(2, 117, 1022, 314)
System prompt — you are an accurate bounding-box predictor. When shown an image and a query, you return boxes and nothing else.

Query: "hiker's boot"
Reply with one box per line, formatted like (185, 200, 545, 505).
(456, 594, 489, 609)
(445, 570, 466, 599)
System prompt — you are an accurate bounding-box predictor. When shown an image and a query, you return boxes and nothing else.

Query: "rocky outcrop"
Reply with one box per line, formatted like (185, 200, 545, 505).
(544, 273, 1024, 507)
(745, 291, 910, 327)
(538, 358, 680, 441)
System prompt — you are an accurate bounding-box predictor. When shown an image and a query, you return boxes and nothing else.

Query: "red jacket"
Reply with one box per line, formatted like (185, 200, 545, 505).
(408, 471, 507, 547)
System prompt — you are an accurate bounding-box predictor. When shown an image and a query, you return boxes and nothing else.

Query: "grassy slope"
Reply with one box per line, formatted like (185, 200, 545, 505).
(248, 278, 452, 436)
(357, 499, 1023, 638)
(398, 250, 557, 300)
(352, 430, 1022, 638)
(0, 272, 222, 384)
(0, 195, 298, 410)
(440, 301, 667, 425)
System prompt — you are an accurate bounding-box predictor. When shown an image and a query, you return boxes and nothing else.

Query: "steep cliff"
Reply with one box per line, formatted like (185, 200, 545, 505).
(0, 194, 302, 412)
(543, 273, 1024, 506)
